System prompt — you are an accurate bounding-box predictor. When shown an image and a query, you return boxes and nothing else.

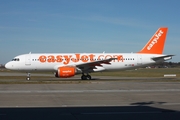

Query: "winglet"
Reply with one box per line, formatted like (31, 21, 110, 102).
(138, 27, 168, 54)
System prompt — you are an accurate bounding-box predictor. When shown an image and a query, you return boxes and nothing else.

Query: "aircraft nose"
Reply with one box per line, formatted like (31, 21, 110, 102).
(5, 62, 13, 69)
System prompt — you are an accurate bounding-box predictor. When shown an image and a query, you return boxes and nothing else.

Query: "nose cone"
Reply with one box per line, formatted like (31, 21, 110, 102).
(5, 62, 13, 70)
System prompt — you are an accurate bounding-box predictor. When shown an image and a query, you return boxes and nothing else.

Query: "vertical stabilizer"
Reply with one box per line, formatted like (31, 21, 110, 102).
(138, 27, 168, 54)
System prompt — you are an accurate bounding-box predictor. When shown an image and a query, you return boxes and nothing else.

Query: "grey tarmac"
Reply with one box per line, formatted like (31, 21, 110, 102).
(0, 74, 180, 120)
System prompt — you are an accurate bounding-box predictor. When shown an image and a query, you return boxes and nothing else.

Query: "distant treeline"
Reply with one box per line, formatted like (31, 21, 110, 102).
(146, 62, 180, 68)
(0, 64, 5, 68)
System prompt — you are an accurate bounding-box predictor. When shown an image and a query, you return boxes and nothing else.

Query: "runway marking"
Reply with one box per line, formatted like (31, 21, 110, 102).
(0, 89, 180, 93)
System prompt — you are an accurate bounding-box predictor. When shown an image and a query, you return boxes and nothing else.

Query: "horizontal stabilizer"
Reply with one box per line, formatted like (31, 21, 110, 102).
(151, 55, 174, 61)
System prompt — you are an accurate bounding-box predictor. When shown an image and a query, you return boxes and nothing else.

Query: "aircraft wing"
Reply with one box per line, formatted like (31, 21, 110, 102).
(151, 55, 174, 61)
(75, 58, 116, 72)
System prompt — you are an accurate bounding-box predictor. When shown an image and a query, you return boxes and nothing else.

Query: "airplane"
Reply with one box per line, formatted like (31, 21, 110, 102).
(5, 27, 173, 80)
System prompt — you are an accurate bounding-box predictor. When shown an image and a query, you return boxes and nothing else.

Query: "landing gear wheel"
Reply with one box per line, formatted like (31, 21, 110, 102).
(26, 73, 31, 81)
(86, 75, 91, 80)
(81, 75, 87, 80)
(81, 74, 92, 80)
(26, 77, 30, 81)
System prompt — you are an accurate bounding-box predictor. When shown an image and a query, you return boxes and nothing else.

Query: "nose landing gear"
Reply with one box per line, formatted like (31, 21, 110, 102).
(26, 73, 31, 81)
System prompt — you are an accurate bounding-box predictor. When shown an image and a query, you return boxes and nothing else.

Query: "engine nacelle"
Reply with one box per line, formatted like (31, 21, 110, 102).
(55, 67, 76, 78)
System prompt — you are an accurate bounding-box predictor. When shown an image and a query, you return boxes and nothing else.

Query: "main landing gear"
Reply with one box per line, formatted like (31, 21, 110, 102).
(26, 73, 31, 81)
(81, 73, 92, 80)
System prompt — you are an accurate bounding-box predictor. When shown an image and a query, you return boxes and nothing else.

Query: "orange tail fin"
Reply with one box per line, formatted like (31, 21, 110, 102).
(138, 27, 168, 54)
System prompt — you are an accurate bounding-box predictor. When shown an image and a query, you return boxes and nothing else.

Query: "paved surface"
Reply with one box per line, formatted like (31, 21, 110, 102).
(0, 71, 180, 119)
(0, 80, 180, 120)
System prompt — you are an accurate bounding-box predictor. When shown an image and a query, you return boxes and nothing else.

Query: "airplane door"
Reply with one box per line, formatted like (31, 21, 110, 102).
(25, 54, 31, 65)
(137, 55, 142, 65)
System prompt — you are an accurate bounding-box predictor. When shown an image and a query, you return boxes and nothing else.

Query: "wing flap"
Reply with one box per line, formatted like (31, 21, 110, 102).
(76, 58, 116, 71)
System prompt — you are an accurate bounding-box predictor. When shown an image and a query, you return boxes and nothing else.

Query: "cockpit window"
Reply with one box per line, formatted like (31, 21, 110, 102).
(12, 58, 20, 61)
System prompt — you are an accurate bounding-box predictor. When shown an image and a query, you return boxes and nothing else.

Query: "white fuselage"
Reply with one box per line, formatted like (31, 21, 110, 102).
(5, 53, 166, 73)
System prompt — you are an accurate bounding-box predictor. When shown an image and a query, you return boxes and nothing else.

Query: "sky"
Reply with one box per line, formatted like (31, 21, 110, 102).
(0, 0, 180, 64)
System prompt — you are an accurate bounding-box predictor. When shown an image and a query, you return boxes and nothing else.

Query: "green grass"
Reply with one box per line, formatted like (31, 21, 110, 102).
(1, 68, 180, 78)
(0, 68, 180, 84)
(91, 68, 180, 77)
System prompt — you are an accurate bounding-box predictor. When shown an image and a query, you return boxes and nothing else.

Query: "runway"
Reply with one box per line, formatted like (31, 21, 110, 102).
(0, 72, 180, 119)
(0, 82, 180, 107)
(0, 81, 180, 120)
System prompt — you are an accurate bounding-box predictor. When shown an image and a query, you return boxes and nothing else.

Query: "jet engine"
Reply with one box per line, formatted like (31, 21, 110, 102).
(55, 67, 76, 78)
